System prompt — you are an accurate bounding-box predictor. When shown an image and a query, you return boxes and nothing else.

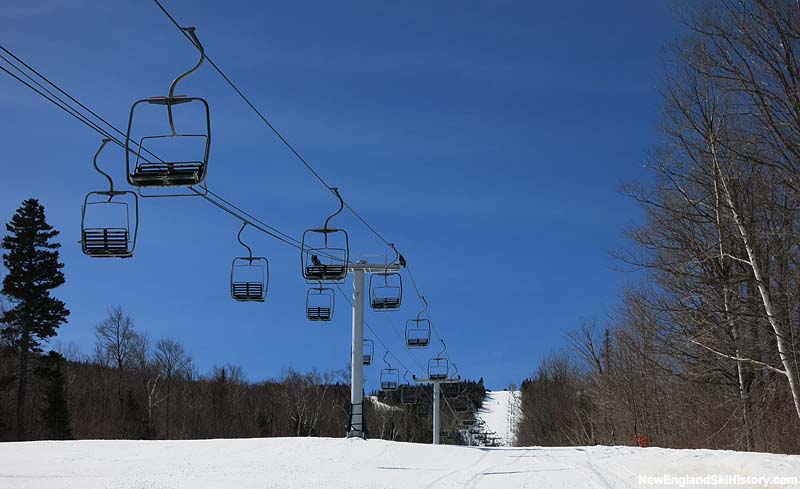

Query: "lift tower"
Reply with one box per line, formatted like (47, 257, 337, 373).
(412, 375, 461, 445)
(346, 259, 400, 439)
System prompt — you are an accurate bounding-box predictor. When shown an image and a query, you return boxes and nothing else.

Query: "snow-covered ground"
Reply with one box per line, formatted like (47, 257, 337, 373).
(2, 437, 799, 489)
(476, 390, 521, 446)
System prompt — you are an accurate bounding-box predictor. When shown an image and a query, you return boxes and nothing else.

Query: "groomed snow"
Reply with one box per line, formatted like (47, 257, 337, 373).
(2, 437, 799, 489)
(476, 390, 521, 446)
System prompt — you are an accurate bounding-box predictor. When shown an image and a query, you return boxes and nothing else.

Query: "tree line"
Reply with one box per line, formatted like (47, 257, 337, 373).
(0, 293, 356, 441)
(0, 301, 483, 442)
(516, 0, 800, 454)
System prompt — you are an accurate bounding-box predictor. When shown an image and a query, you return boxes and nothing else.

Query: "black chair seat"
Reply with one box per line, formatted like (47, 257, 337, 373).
(407, 337, 429, 347)
(307, 306, 332, 321)
(362, 355, 372, 365)
(304, 264, 346, 281)
(232, 281, 264, 301)
(131, 162, 204, 187)
(371, 297, 401, 310)
(82, 228, 131, 257)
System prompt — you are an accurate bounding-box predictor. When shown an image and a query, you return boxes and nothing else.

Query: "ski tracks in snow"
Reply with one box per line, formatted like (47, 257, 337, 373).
(460, 448, 535, 489)
(428, 447, 587, 489)
(582, 448, 635, 489)
(422, 448, 492, 489)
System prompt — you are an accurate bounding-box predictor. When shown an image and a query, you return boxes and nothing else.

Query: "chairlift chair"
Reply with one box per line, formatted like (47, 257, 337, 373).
(405, 318, 431, 349)
(380, 352, 399, 391)
(81, 139, 139, 258)
(369, 245, 402, 311)
(362, 339, 374, 366)
(369, 272, 402, 310)
(416, 403, 431, 420)
(452, 394, 470, 413)
(442, 362, 463, 397)
(230, 223, 269, 302)
(81, 193, 137, 257)
(429, 358, 449, 380)
(400, 371, 417, 405)
(301, 188, 349, 282)
(400, 385, 417, 405)
(428, 340, 450, 380)
(442, 381, 461, 399)
(306, 284, 334, 321)
(126, 27, 211, 194)
(231, 258, 268, 301)
(405, 298, 431, 348)
(380, 370, 399, 391)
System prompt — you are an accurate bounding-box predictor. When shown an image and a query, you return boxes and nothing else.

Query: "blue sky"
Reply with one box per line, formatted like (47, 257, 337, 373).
(0, 0, 680, 390)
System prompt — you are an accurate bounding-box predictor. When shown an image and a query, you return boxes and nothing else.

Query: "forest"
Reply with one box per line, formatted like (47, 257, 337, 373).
(517, 0, 800, 454)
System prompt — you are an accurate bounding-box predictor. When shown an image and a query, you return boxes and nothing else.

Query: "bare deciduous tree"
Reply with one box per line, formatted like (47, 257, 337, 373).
(154, 338, 192, 438)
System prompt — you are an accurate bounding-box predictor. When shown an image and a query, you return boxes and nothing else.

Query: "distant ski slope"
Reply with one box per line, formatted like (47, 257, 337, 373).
(476, 390, 521, 446)
(2, 438, 799, 489)
(368, 395, 401, 412)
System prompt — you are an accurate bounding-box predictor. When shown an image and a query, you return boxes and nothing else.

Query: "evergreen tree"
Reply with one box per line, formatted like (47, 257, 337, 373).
(1, 199, 69, 440)
(123, 389, 155, 439)
(36, 351, 73, 440)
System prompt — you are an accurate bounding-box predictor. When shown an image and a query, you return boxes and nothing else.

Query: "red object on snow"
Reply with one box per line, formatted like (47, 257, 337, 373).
(635, 436, 650, 448)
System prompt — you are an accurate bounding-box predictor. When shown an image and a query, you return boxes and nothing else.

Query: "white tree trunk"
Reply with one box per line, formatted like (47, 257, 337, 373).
(713, 164, 752, 449)
(711, 144, 800, 423)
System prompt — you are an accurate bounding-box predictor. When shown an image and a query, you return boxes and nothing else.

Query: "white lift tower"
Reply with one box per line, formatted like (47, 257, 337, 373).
(346, 260, 400, 439)
(412, 375, 461, 445)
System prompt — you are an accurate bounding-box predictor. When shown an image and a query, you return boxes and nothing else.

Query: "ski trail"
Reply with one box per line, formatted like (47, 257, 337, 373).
(475, 390, 520, 446)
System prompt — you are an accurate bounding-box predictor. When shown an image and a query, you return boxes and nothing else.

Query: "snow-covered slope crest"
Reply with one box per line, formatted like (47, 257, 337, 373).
(476, 389, 521, 446)
(369, 395, 402, 412)
(2, 438, 799, 489)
